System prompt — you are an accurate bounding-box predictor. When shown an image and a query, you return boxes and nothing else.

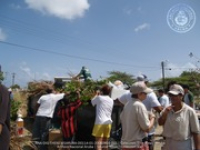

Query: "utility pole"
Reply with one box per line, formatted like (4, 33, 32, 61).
(161, 61, 165, 89)
(12, 73, 16, 86)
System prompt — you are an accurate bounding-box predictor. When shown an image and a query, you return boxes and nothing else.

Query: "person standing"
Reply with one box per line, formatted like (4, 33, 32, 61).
(0, 83, 10, 150)
(74, 66, 92, 81)
(137, 74, 163, 150)
(91, 84, 114, 150)
(158, 84, 200, 150)
(120, 81, 155, 150)
(158, 89, 170, 108)
(8, 88, 14, 100)
(137, 74, 163, 113)
(57, 92, 82, 150)
(182, 84, 194, 108)
(32, 87, 65, 150)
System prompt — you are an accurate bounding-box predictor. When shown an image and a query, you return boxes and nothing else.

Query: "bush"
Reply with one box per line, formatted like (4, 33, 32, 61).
(10, 100, 22, 121)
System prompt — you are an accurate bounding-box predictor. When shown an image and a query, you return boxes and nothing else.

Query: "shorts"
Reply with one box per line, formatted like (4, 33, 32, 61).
(92, 124, 111, 138)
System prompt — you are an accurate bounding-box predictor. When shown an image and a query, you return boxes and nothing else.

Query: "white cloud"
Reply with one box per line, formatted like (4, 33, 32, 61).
(0, 28, 7, 41)
(20, 63, 35, 80)
(24, 0, 90, 20)
(134, 23, 150, 32)
(19, 62, 51, 80)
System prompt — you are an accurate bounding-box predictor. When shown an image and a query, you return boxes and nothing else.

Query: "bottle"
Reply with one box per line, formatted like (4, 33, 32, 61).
(16, 114, 24, 137)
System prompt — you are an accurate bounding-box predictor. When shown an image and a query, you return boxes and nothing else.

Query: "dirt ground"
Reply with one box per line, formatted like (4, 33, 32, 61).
(154, 125, 164, 150)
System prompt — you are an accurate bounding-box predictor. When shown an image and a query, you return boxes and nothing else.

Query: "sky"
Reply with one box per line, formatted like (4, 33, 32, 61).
(0, 0, 200, 88)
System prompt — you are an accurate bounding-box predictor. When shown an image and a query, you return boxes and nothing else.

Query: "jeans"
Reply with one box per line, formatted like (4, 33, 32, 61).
(32, 116, 51, 150)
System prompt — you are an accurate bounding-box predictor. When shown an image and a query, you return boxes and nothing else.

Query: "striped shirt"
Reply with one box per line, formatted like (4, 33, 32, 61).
(58, 99, 82, 138)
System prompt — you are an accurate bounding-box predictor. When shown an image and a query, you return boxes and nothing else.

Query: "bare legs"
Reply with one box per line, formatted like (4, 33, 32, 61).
(95, 137, 109, 150)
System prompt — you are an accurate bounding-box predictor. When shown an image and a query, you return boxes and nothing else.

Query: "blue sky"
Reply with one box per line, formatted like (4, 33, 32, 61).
(0, 0, 200, 88)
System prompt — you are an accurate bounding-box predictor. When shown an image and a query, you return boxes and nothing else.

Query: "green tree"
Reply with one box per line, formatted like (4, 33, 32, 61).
(179, 71, 200, 96)
(151, 71, 200, 96)
(106, 71, 135, 86)
(10, 84, 21, 89)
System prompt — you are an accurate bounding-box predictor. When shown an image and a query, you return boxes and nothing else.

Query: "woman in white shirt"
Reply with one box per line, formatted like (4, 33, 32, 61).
(92, 84, 114, 150)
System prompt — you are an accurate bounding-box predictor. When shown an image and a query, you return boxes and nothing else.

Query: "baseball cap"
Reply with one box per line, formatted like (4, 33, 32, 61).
(168, 84, 184, 95)
(130, 81, 152, 94)
(137, 74, 149, 82)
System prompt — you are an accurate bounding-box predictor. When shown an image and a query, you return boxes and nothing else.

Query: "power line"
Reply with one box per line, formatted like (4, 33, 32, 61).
(189, 52, 200, 61)
(0, 40, 159, 69)
(0, 14, 132, 59)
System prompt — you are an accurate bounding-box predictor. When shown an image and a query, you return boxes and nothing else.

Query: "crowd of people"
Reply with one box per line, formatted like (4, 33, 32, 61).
(0, 67, 200, 150)
(30, 72, 200, 150)
(116, 75, 200, 150)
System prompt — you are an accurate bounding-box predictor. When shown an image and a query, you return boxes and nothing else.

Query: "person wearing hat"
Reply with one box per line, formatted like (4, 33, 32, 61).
(158, 84, 200, 150)
(137, 74, 162, 112)
(137, 74, 163, 150)
(120, 81, 155, 150)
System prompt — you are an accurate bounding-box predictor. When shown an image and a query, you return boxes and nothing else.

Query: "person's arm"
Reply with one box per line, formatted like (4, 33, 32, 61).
(149, 92, 163, 113)
(114, 98, 124, 107)
(74, 69, 83, 80)
(158, 106, 172, 125)
(192, 133, 200, 149)
(153, 106, 163, 113)
(143, 114, 155, 132)
(69, 99, 82, 110)
(74, 73, 81, 79)
(138, 106, 155, 132)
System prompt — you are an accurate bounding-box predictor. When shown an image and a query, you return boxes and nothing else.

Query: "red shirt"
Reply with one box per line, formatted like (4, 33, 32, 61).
(58, 99, 82, 138)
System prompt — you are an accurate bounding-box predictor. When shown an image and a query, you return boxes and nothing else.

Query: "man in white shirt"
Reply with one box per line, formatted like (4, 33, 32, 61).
(118, 90, 132, 105)
(137, 74, 162, 113)
(32, 88, 65, 150)
(158, 89, 170, 108)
